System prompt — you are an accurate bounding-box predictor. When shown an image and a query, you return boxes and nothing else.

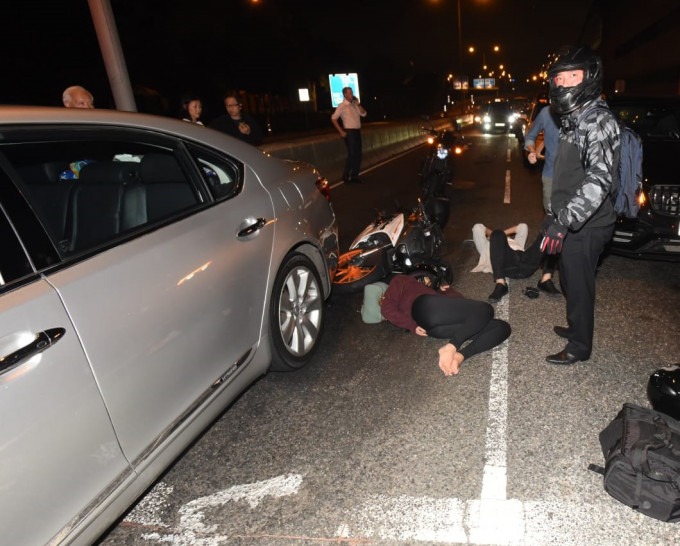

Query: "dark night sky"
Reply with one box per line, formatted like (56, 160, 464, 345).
(2, 0, 595, 115)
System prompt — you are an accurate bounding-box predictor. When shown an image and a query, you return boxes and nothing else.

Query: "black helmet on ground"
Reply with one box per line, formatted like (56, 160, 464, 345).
(547, 45, 602, 115)
(647, 364, 680, 421)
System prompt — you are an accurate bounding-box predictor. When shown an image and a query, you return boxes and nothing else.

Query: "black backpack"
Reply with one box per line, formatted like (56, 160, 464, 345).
(589, 403, 680, 522)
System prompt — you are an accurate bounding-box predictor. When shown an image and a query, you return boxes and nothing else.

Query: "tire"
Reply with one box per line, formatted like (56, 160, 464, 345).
(269, 254, 325, 371)
(422, 171, 448, 201)
(332, 249, 385, 294)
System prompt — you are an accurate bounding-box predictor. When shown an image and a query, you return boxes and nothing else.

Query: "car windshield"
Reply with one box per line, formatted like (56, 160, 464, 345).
(486, 103, 512, 115)
(610, 103, 680, 140)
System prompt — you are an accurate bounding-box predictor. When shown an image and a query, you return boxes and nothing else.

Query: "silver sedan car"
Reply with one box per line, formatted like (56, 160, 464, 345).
(0, 107, 338, 545)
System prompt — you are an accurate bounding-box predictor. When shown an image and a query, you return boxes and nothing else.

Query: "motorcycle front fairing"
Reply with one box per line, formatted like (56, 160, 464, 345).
(349, 213, 404, 249)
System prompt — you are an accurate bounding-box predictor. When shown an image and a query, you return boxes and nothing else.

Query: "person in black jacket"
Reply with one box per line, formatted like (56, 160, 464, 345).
(541, 45, 620, 366)
(210, 93, 263, 146)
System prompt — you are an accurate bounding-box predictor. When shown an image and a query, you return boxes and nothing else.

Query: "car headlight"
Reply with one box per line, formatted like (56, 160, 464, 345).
(483, 115, 491, 123)
(436, 145, 449, 159)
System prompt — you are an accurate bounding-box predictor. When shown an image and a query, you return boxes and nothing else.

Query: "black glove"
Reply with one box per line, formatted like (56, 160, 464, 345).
(540, 216, 567, 254)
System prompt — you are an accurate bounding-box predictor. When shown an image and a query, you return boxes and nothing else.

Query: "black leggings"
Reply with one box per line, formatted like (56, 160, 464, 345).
(412, 295, 511, 360)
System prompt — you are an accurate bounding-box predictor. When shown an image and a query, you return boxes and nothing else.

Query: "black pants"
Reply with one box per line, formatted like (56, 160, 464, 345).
(412, 296, 511, 360)
(343, 129, 362, 180)
(489, 230, 555, 280)
(559, 224, 614, 359)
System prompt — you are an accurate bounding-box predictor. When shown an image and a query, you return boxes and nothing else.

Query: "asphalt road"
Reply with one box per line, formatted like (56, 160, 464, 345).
(99, 128, 680, 545)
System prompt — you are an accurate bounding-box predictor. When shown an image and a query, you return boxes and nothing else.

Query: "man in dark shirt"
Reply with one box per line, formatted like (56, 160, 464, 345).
(210, 93, 263, 146)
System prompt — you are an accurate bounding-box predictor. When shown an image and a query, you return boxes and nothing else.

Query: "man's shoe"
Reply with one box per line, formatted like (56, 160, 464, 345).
(488, 283, 508, 303)
(538, 279, 562, 298)
(546, 349, 581, 365)
(350, 177, 362, 184)
(553, 325, 570, 339)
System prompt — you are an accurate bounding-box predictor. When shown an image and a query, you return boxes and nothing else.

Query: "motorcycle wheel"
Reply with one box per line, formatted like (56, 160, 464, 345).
(332, 249, 385, 294)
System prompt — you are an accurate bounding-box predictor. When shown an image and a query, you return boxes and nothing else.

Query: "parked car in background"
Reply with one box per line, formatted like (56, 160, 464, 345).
(0, 106, 338, 545)
(607, 96, 680, 261)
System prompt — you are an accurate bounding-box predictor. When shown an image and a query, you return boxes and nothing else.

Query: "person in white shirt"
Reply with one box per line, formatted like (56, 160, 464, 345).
(331, 87, 367, 183)
(471, 223, 561, 303)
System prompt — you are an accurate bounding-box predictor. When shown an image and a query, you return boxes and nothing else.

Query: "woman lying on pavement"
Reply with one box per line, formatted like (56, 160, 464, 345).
(380, 275, 511, 376)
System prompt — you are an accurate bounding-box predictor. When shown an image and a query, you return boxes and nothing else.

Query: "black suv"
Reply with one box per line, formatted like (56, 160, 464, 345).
(608, 96, 680, 261)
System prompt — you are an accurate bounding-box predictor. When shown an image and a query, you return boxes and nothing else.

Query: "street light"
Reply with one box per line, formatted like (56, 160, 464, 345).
(468, 44, 501, 75)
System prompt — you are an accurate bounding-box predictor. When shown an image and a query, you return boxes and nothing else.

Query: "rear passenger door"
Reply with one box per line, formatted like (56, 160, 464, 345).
(1, 126, 275, 465)
(0, 168, 130, 545)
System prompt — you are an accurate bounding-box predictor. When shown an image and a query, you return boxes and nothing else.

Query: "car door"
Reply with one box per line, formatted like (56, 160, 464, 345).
(2, 128, 276, 465)
(0, 182, 131, 545)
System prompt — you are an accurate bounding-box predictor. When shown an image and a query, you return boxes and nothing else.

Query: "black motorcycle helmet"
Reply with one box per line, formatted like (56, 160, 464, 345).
(647, 365, 680, 421)
(547, 45, 602, 115)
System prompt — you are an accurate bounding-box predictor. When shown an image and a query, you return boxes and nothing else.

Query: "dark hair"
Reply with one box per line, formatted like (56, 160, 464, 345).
(178, 95, 202, 119)
(223, 92, 241, 105)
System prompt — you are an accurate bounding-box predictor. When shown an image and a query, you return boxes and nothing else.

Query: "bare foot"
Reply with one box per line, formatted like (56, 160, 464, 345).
(438, 344, 456, 376)
(450, 352, 465, 375)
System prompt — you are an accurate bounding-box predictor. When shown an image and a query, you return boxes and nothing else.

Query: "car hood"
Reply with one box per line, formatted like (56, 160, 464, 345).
(642, 139, 680, 187)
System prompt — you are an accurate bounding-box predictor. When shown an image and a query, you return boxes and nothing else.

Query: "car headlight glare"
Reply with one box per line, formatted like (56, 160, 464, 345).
(483, 115, 491, 123)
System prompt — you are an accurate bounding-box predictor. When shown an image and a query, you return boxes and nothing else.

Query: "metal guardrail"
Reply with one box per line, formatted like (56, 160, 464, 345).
(261, 115, 472, 183)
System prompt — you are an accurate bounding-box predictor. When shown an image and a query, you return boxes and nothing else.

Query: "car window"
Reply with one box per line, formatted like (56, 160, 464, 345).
(611, 104, 680, 140)
(1, 139, 203, 256)
(0, 205, 34, 289)
(187, 144, 243, 200)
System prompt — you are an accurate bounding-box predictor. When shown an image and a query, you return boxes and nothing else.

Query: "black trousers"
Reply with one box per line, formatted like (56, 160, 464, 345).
(559, 224, 614, 359)
(412, 296, 511, 360)
(489, 230, 555, 280)
(343, 129, 362, 180)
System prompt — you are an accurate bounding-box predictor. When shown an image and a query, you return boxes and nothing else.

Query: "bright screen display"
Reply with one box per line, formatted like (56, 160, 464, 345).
(329, 73, 360, 107)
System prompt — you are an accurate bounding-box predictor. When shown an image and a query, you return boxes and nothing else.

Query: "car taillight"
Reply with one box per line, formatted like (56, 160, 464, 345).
(316, 176, 331, 201)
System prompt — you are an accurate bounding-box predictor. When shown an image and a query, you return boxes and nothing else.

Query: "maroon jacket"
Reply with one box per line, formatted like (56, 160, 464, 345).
(380, 275, 462, 332)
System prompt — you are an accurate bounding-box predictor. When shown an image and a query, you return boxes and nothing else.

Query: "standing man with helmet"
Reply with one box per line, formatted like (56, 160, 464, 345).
(331, 87, 367, 184)
(540, 45, 620, 366)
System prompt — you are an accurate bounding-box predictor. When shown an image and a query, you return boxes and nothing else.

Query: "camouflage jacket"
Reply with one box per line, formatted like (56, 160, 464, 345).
(552, 97, 620, 231)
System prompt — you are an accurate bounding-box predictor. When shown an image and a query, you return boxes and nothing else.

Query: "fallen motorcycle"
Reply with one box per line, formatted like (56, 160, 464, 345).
(332, 198, 452, 294)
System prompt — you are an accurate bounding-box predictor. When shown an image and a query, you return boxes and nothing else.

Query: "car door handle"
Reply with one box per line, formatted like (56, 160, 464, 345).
(0, 328, 66, 375)
(237, 218, 268, 238)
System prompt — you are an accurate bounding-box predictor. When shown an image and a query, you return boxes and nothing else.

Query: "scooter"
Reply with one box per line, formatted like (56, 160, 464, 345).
(332, 198, 452, 294)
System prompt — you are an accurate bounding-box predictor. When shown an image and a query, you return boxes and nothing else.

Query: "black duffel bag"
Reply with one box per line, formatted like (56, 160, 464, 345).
(589, 403, 680, 522)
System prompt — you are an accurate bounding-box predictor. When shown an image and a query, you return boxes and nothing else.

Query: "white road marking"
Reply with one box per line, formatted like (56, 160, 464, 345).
(504, 169, 511, 203)
(125, 474, 303, 544)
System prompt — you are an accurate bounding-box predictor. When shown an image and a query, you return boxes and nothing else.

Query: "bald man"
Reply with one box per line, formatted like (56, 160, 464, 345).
(62, 86, 94, 108)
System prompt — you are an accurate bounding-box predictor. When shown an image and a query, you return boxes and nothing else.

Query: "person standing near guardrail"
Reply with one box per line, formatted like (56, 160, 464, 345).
(331, 87, 367, 184)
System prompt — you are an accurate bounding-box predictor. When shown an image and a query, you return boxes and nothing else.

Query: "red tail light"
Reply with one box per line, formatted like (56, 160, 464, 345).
(316, 176, 331, 201)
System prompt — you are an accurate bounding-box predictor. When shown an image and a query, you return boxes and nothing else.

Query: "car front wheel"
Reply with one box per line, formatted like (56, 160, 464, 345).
(270, 253, 325, 371)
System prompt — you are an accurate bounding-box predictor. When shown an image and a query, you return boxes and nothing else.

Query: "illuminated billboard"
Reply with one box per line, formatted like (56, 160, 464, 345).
(329, 73, 360, 107)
